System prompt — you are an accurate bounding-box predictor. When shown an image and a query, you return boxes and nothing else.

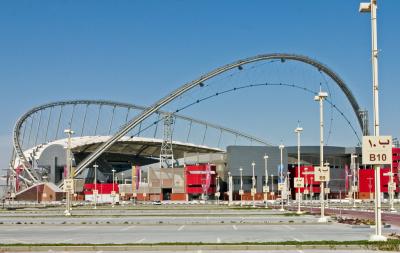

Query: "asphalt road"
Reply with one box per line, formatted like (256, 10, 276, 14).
(0, 223, 398, 244)
(1, 205, 400, 246)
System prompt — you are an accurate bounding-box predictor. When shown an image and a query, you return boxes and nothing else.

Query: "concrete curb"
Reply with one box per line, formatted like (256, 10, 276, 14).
(0, 244, 373, 252)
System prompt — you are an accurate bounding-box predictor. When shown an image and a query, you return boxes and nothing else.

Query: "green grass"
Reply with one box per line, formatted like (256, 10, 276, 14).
(0, 239, 399, 251)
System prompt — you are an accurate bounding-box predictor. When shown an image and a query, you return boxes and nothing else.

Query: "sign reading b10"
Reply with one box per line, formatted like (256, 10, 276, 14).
(362, 136, 392, 165)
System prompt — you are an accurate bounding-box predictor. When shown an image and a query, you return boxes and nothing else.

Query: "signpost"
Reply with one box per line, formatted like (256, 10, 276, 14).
(314, 166, 330, 182)
(362, 135, 392, 240)
(64, 179, 74, 194)
(362, 136, 392, 165)
(294, 177, 304, 188)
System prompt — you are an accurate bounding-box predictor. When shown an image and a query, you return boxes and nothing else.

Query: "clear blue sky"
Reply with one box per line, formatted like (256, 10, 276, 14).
(0, 0, 399, 170)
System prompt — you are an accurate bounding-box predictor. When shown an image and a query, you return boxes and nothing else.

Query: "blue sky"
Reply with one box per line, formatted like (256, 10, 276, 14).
(0, 0, 399, 170)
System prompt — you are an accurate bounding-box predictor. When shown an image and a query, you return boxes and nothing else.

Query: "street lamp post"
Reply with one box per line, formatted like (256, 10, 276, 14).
(304, 167, 309, 203)
(286, 171, 291, 208)
(216, 175, 220, 205)
(351, 154, 358, 208)
(228, 171, 233, 206)
(64, 129, 74, 216)
(271, 174, 274, 200)
(360, 0, 387, 242)
(93, 163, 98, 209)
(251, 162, 256, 208)
(263, 155, 269, 208)
(111, 169, 116, 207)
(314, 89, 328, 223)
(279, 143, 285, 211)
(239, 168, 243, 207)
(389, 165, 396, 212)
(121, 172, 125, 203)
(383, 168, 396, 212)
(295, 124, 303, 214)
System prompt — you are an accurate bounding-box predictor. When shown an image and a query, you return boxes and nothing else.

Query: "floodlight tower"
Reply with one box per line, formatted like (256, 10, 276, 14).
(314, 90, 328, 223)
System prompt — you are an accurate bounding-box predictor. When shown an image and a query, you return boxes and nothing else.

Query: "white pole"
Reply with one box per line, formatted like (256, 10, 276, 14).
(240, 168, 243, 207)
(94, 163, 98, 209)
(251, 162, 256, 208)
(64, 129, 74, 217)
(389, 164, 396, 212)
(228, 172, 233, 206)
(360, 0, 386, 241)
(271, 174, 274, 201)
(216, 175, 220, 205)
(279, 143, 285, 211)
(264, 155, 269, 208)
(121, 172, 125, 204)
(315, 90, 328, 223)
(112, 169, 116, 207)
(295, 124, 303, 214)
(351, 154, 357, 208)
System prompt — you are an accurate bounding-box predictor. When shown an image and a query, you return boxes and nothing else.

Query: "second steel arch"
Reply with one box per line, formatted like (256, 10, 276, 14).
(69, 53, 365, 181)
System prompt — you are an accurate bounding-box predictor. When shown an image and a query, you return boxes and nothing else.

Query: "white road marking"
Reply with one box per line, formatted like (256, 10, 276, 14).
(135, 238, 146, 243)
(177, 225, 185, 231)
(232, 225, 238, 230)
(217, 237, 221, 243)
(297, 250, 305, 253)
(63, 227, 79, 232)
(284, 224, 295, 230)
(291, 236, 301, 242)
(56, 238, 74, 243)
(120, 225, 135, 231)
(5, 238, 29, 244)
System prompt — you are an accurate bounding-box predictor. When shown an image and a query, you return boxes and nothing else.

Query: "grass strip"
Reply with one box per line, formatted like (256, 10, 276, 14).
(0, 239, 399, 251)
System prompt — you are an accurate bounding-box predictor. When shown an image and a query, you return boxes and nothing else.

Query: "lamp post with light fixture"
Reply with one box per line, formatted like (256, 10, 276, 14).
(251, 162, 256, 208)
(263, 155, 269, 208)
(314, 90, 328, 223)
(359, 0, 386, 241)
(279, 143, 285, 211)
(239, 168, 243, 206)
(295, 123, 303, 214)
(64, 129, 74, 216)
